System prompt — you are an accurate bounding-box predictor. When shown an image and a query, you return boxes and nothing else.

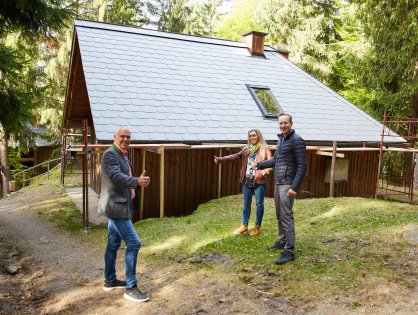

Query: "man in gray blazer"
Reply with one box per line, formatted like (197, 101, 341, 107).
(98, 127, 150, 302)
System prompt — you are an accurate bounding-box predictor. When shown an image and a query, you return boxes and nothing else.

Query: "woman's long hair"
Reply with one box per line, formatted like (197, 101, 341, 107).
(247, 129, 268, 160)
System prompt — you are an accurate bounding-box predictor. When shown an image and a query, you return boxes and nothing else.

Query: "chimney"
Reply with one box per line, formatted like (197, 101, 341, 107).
(274, 46, 290, 59)
(243, 31, 268, 56)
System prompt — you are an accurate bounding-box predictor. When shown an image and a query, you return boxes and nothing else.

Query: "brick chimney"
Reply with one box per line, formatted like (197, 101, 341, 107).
(243, 31, 268, 56)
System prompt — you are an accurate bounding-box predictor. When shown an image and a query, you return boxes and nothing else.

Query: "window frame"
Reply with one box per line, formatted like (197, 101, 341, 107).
(246, 84, 283, 118)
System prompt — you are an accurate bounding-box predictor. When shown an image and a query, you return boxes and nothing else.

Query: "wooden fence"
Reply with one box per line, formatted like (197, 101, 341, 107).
(90, 147, 379, 221)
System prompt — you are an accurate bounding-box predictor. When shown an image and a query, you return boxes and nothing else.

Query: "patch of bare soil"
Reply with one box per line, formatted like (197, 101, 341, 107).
(0, 183, 416, 314)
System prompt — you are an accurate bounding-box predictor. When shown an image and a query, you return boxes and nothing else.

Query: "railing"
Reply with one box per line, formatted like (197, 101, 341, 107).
(11, 157, 61, 188)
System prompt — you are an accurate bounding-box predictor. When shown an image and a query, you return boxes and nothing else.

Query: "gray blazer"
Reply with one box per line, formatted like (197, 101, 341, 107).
(98, 145, 139, 219)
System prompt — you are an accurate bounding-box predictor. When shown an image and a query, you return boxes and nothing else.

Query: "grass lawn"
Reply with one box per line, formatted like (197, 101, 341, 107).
(137, 196, 417, 302)
(28, 170, 418, 307)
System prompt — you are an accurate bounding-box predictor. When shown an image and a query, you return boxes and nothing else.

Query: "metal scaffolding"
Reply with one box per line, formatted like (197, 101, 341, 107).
(376, 111, 418, 203)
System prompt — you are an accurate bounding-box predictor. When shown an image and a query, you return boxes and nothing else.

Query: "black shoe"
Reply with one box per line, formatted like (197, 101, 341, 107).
(103, 279, 126, 291)
(124, 286, 150, 302)
(269, 241, 286, 250)
(275, 250, 295, 265)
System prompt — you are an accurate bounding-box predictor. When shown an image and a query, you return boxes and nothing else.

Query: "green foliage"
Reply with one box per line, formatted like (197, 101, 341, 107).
(345, 0, 418, 117)
(214, 0, 341, 83)
(257, 0, 340, 83)
(0, 0, 70, 38)
(0, 0, 71, 184)
(215, 0, 258, 41)
(148, 0, 189, 32)
(106, 0, 148, 24)
(8, 150, 29, 182)
(184, 0, 225, 37)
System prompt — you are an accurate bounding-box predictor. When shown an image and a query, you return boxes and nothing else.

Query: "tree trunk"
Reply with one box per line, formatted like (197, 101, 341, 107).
(0, 123, 11, 196)
(413, 92, 418, 187)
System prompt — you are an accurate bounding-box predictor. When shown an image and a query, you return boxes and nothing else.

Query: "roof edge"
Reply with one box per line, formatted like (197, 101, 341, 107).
(74, 20, 276, 52)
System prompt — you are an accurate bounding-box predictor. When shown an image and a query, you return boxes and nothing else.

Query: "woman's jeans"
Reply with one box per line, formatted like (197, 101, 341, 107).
(242, 183, 267, 226)
(105, 218, 141, 289)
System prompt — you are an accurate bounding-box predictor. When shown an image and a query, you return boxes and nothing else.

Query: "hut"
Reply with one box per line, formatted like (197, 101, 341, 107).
(63, 20, 405, 221)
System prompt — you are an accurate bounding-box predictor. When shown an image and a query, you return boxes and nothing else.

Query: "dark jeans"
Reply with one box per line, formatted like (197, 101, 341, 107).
(242, 183, 267, 226)
(104, 218, 141, 288)
(274, 184, 295, 252)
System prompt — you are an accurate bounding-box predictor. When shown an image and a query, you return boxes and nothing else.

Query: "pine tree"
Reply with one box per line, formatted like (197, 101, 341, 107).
(350, 0, 418, 118)
(184, 0, 225, 37)
(257, 0, 340, 83)
(0, 0, 70, 195)
(147, 0, 189, 32)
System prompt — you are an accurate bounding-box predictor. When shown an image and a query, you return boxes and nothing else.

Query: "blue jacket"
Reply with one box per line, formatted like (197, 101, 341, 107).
(98, 145, 139, 219)
(257, 130, 307, 192)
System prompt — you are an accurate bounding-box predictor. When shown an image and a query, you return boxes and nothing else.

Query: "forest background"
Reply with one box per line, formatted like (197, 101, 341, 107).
(0, 0, 417, 189)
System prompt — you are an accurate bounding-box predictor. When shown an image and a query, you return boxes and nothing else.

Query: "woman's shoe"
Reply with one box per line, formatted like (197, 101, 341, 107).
(249, 225, 261, 236)
(233, 224, 248, 235)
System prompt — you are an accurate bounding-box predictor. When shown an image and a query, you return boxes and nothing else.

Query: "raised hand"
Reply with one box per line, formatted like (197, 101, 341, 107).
(213, 155, 220, 164)
(138, 170, 150, 187)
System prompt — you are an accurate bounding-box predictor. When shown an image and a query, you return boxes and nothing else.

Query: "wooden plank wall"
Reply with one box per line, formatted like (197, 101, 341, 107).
(135, 148, 222, 219)
(219, 148, 243, 197)
(34, 147, 57, 166)
(89, 148, 380, 220)
(300, 150, 378, 198)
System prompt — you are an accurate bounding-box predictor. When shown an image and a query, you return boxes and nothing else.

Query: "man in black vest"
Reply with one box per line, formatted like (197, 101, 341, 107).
(253, 113, 307, 264)
(98, 127, 150, 302)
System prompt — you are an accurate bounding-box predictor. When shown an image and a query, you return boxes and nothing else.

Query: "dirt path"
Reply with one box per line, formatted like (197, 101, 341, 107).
(0, 184, 297, 315)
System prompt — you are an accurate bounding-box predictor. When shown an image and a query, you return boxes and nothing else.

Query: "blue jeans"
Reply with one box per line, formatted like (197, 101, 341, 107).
(105, 218, 141, 289)
(242, 183, 267, 226)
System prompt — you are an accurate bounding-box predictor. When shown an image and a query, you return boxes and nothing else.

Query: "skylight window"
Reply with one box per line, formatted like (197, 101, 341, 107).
(247, 85, 282, 118)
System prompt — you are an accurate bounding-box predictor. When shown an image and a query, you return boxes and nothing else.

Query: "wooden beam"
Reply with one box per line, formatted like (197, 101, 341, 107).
(69, 144, 190, 150)
(329, 141, 337, 197)
(67, 143, 416, 154)
(17, 158, 35, 162)
(319, 147, 418, 153)
(145, 148, 161, 154)
(319, 147, 380, 152)
(195, 143, 246, 149)
(159, 145, 165, 218)
(384, 147, 418, 153)
(316, 151, 345, 158)
(140, 149, 146, 220)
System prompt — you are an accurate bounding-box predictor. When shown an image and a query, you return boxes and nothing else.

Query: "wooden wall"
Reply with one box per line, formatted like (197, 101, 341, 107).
(300, 150, 379, 199)
(34, 147, 57, 166)
(89, 147, 379, 221)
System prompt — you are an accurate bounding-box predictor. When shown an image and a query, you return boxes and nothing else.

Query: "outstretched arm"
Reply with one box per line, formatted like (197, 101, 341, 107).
(213, 148, 246, 164)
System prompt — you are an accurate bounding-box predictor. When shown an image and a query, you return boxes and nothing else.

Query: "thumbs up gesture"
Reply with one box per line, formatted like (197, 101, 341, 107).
(138, 170, 150, 187)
